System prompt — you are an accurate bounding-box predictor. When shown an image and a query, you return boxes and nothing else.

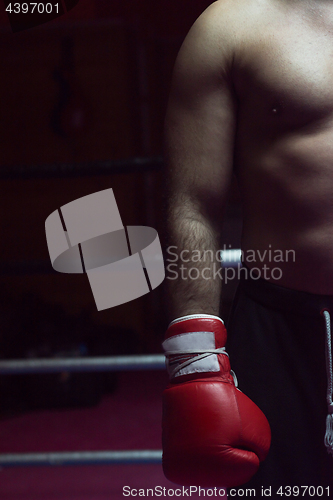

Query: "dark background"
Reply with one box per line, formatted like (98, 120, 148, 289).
(0, 0, 242, 406)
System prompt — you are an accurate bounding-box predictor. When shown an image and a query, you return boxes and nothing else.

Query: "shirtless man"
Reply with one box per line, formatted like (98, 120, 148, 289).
(162, 0, 333, 494)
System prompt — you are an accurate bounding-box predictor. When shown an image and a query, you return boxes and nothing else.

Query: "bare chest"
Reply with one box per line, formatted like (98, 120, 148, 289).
(234, 9, 333, 129)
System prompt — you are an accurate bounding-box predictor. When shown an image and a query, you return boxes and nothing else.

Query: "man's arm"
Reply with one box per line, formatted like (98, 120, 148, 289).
(162, 8, 271, 488)
(165, 2, 238, 318)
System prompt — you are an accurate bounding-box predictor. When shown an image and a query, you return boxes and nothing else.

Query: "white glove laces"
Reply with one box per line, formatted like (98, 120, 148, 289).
(164, 347, 238, 386)
(322, 309, 333, 455)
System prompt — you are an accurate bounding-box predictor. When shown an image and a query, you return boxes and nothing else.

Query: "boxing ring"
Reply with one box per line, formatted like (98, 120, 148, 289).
(0, 156, 241, 469)
(0, 354, 165, 468)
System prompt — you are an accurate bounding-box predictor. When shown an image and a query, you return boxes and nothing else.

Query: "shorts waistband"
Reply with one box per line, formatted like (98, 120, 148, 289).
(239, 266, 333, 316)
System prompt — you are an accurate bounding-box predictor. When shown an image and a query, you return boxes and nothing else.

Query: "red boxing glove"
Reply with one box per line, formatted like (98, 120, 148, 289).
(162, 314, 271, 487)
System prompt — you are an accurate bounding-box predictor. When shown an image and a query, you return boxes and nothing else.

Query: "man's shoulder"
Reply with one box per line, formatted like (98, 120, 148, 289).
(173, 0, 279, 83)
(193, 0, 277, 45)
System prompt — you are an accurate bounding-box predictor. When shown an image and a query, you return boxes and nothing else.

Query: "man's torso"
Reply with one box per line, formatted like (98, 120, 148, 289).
(226, 0, 333, 292)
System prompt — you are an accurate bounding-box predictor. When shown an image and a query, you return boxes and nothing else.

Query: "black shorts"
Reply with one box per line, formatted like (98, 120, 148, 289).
(226, 269, 333, 495)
